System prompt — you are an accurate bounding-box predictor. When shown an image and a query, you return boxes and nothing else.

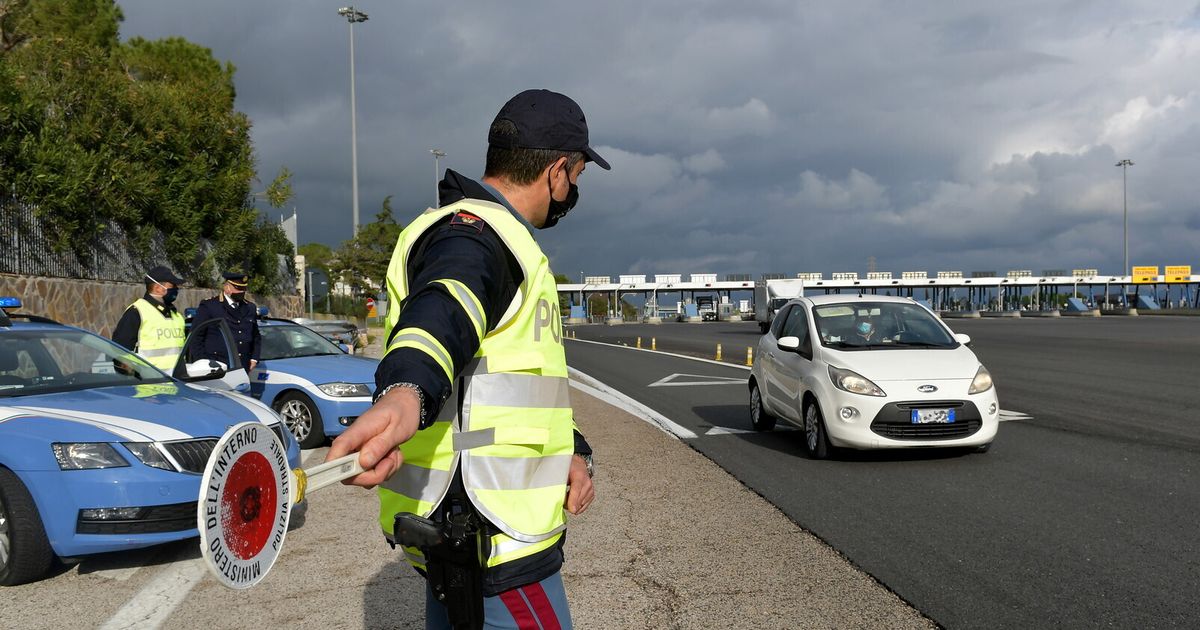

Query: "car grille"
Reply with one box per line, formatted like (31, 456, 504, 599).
(160, 423, 286, 473)
(870, 400, 982, 441)
(76, 501, 196, 535)
(162, 439, 217, 473)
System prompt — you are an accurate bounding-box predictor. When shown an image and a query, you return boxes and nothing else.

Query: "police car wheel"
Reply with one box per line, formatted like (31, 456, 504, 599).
(275, 392, 326, 449)
(0, 467, 55, 586)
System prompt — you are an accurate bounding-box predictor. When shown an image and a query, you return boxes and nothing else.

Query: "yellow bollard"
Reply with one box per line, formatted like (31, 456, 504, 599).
(651, 337, 657, 350)
(636, 337, 642, 349)
(745, 347, 753, 366)
(715, 343, 723, 361)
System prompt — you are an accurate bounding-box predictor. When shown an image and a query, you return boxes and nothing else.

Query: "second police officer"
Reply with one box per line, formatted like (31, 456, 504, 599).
(191, 270, 261, 372)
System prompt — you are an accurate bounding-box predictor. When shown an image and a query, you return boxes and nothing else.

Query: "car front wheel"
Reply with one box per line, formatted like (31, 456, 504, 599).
(804, 400, 833, 460)
(749, 382, 776, 431)
(276, 391, 326, 449)
(0, 468, 54, 586)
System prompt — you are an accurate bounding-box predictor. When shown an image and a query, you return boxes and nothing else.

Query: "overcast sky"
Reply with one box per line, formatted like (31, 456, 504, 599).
(117, 1, 1200, 280)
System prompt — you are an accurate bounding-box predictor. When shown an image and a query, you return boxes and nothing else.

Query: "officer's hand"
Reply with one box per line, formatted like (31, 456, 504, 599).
(564, 454, 594, 515)
(248, 359, 258, 371)
(326, 387, 421, 489)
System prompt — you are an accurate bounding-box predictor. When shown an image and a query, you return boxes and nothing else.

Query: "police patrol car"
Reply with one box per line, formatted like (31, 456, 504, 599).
(0, 298, 302, 586)
(183, 308, 378, 450)
(251, 316, 376, 449)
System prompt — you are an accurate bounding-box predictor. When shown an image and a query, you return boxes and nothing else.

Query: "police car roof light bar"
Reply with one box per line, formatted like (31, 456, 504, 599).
(0, 297, 21, 309)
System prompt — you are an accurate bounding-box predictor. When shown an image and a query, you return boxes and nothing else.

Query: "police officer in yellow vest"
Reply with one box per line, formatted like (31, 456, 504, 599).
(327, 89, 608, 629)
(112, 266, 187, 372)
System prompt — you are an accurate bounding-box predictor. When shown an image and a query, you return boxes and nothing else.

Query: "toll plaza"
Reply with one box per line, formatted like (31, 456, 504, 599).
(559, 267, 1199, 322)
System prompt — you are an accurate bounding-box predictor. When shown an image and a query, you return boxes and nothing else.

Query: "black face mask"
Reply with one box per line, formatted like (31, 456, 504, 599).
(163, 288, 179, 305)
(541, 169, 579, 230)
(230, 292, 246, 305)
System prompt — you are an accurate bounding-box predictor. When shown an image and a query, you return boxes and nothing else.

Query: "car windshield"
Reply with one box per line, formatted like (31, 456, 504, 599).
(0, 329, 171, 397)
(259, 324, 345, 360)
(812, 302, 957, 350)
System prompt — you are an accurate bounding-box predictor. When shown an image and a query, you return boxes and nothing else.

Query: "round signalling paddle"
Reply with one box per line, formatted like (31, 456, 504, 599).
(198, 422, 363, 589)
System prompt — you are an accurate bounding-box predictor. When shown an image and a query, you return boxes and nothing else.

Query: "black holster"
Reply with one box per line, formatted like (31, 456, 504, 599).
(392, 498, 484, 630)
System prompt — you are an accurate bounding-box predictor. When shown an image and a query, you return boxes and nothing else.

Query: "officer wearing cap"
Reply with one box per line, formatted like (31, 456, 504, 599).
(327, 89, 608, 629)
(191, 270, 261, 372)
(112, 265, 186, 371)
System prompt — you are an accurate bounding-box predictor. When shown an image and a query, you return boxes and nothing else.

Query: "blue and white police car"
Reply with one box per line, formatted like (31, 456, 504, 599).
(250, 318, 377, 449)
(0, 298, 302, 586)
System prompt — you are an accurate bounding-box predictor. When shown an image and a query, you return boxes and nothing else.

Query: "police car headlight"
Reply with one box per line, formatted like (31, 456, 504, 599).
(968, 366, 994, 394)
(123, 443, 175, 471)
(318, 382, 371, 397)
(52, 443, 129, 470)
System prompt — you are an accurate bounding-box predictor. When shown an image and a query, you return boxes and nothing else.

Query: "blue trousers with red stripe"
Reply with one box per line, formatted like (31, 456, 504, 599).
(424, 571, 572, 630)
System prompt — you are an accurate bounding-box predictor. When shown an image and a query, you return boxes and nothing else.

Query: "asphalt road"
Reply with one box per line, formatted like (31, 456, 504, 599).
(565, 316, 1200, 629)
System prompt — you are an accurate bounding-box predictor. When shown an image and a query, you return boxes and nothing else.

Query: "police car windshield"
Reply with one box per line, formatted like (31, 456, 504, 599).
(0, 329, 171, 397)
(812, 302, 957, 350)
(259, 324, 344, 360)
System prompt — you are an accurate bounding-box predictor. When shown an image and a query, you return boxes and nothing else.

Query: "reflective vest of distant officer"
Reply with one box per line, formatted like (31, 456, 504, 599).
(112, 266, 186, 371)
(378, 198, 574, 570)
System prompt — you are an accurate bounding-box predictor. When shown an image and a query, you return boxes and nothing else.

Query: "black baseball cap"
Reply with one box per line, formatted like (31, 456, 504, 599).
(488, 89, 610, 170)
(146, 265, 184, 285)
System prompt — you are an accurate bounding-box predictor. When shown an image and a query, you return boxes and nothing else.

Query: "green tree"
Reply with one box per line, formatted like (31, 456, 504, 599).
(298, 242, 334, 278)
(0, 0, 295, 293)
(336, 196, 402, 295)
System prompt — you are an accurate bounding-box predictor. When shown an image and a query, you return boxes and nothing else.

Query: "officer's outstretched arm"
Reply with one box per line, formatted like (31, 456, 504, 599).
(325, 386, 421, 489)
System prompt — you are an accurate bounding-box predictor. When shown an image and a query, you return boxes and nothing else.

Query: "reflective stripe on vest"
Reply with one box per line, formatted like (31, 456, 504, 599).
(130, 299, 185, 370)
(378, 199, 575, 565)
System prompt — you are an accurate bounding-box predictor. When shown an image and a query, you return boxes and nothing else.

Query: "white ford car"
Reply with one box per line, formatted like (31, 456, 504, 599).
(748, 294, 999, 458)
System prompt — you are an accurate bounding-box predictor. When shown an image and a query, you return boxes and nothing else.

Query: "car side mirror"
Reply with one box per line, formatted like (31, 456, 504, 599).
(777, 336, 801, 351)
(954, 333, 972, 346)
(338, 343, 352, 354)
(182, 359, 227, 381)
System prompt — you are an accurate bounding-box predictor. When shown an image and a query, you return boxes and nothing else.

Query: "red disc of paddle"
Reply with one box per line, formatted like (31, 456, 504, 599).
(197, 422, 292, 589)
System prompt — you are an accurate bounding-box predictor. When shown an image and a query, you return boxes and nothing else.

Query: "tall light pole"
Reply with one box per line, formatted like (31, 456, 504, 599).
(430, 149, 446, 208)
(338, 7, 368, 235)
(1116, 158, 1134, 275)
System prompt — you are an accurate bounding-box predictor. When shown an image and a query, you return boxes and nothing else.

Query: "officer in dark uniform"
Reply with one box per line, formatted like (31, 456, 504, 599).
(191, 271, 261, 372)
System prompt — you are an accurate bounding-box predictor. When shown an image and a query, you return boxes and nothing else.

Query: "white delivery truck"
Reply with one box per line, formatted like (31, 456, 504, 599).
(753, 278, 806, 333)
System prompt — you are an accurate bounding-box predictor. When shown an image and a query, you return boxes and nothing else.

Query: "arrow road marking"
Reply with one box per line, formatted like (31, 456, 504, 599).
(648, 373, 747, 387)
(705, 425, 797, 435)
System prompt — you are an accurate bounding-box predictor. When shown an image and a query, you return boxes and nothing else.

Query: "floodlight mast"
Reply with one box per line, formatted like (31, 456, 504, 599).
(337, 7, 369, 235)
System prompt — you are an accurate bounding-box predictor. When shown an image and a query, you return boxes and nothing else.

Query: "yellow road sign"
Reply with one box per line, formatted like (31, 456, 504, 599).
(1165, 265, 1192, 283)
(1131, 266, 1158, 284)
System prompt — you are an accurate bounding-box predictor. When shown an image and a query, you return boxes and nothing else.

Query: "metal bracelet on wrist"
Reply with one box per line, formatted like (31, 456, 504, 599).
(375, 382, 427, 425)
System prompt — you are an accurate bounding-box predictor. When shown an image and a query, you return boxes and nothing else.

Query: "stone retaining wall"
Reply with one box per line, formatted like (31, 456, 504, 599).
(0, 273, 302, 337)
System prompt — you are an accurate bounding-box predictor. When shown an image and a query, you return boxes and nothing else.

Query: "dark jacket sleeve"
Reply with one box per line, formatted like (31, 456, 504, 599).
(250, 314, 262, 362)
(375, 217, 520, 420)
(112, 306, 141, 352)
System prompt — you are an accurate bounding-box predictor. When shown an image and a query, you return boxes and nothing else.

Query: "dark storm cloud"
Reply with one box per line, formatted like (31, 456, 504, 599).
(118, 1, 1200, 279)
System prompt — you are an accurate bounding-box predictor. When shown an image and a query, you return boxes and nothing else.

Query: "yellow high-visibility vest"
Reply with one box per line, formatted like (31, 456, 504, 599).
(378, 198, 574, 569)
(129, 299, 185, 371)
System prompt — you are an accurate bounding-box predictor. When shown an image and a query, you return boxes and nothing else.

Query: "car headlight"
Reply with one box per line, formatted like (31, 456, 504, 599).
(968, 366, 994, 394)
(52, 443, 129, 470)
(318, 382, 372, 397)
(123, 443, 175, 471)
(828, 366, 887, 397)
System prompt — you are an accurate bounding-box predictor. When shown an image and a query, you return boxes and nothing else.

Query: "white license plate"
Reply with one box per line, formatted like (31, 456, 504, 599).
(911, 408, 956, 424)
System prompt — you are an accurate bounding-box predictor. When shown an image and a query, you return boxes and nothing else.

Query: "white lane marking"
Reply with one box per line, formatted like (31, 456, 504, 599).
(998, 409, 1032, 422)
(648, 373, 746, 387)
(568, 337, 752, 371)
(99, 558, 206, 630)
(705, 425, 797, 436)
(569, 368, 698, 439)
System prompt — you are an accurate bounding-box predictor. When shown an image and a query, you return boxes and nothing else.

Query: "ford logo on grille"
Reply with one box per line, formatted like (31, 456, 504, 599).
(917, 384, 938, 393)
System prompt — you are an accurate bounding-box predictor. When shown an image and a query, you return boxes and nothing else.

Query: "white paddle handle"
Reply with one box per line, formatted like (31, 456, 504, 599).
(291, 453, 364, 503)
